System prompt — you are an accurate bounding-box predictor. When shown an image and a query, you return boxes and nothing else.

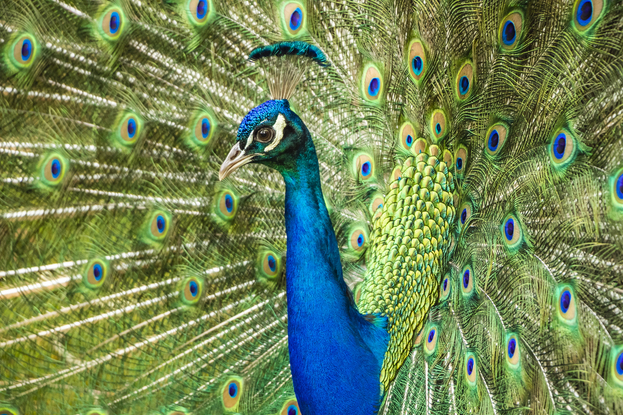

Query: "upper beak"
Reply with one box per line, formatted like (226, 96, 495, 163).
(219, 142, 256, 181)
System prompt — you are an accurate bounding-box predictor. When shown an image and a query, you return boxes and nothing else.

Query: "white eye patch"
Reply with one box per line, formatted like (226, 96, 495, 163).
(264, 113, 286, 152)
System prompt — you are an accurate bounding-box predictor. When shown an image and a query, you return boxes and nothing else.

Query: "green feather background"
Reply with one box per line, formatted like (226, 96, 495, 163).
(1, 0, 623, 414)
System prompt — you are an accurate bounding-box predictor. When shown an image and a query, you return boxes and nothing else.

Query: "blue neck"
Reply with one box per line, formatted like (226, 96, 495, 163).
(278, 137, 388, 415)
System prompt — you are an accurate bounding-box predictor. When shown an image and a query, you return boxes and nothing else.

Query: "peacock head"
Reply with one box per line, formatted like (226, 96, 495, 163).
(219, 99, 310, 180)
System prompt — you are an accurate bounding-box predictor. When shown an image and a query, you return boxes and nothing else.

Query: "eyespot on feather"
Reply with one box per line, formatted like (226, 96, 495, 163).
(147, 211, 171, 242)
(0, 405, 19, 415)
(454, 146, 467, 174)
(499, 12, 523, 50)
(430, 110, 448, 142)
(557, 285, 577, 325)
(455, 62, 473, 100)
(189, 111, 216, 147)
(424, 325, 438, 354)
(99, 7, 125, 40)
(362, 64, 383, 102)
(216, 190, 238, 220)
(279, 399, 300, 415)
(181, 277, 202, 305)
(461, 265, 474, 296)
(573, 0, 604, 32)
(611, 346, 623, 386)
(353, 153, 375, 180)
(369, 194, 385, 217)
(39, 153, 67, 187)
(9, 33, 38, 70)
(407, 39, 427, 82)
(187, 0, 211, 26)
(84, 259, 109, 289)
(485, 122, 509, 157)
(398, 122, 417, 152)
(465, 352, 477, 386)
(459, 202, 472, 227)
(222, 377, 243, 411)
(549, 129, 578, 169)
(283, 3, 305, 36)
(506, 333, 520, 369)
(610, 168, 623, 210)
(439, 273, 451, 301)
(114, 113, 143, 147)
(500, 213, 523, 251)
(257, 250, 281, 280)
(348, 225, 368, 252)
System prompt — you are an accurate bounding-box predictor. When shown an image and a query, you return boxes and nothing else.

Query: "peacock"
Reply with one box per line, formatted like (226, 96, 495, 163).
(1, 0, 623, 413)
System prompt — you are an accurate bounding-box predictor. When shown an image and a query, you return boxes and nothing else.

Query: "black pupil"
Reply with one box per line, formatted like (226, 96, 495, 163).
(94, 266, 101, 277)
(229, 384, 236, 397)
(51, 161, 59, 176)
(22, 42, 30, 58)
(111, 14, 118, 30)
(128, 121, 135, 135)
(414, 57, 422, 71)
(457, 158, 463, 169)
(509, 340, 515, 355)
(506, 220, 514, 237)
(505, 22, 516, 41)
(490, 131, 499, 148)
(198, 0, 205, 14)
(461, 209, 467, 223)
(289, 408, 297, 415)
(443, 279, 448, 290)
(225, 197, 232, 209)
(461, 77, 469, 91)
(562, 292, 571, 309)
(202, 121, 208, 135)
(580, 2, 592, 21)
(556, 136, 566, 155)
(428, 331, 434, 342)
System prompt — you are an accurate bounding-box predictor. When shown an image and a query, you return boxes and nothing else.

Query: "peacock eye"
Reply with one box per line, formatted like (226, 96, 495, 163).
(499, 12, 523, 50)
(256, 127, 275, 143)
(12, 34, 37, 68)
(280, 399, 300, 415)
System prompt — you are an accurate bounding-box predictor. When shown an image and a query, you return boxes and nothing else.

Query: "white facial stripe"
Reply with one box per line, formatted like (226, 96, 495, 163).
(245, 131, 254, 150)
(264, 114, 286, 152)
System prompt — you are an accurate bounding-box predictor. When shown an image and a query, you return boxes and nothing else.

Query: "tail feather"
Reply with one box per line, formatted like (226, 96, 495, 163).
(2, 0, 623, 413)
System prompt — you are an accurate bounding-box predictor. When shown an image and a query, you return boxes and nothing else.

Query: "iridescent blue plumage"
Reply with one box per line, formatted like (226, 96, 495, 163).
(222, 98, 388, 415)
(248, 41, 329, 67)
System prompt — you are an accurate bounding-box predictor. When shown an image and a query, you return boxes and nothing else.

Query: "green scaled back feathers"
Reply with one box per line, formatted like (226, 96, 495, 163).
(1, 0, 623, 415)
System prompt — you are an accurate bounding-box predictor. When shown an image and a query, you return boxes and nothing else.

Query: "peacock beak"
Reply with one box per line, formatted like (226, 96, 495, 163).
(219, 142, 256, 181)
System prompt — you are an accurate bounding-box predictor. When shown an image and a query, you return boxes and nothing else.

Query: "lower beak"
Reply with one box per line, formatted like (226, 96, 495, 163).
(219, 142, 256, 181)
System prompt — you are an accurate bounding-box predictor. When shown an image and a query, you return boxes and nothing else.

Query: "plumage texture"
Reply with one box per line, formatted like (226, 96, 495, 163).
(1, 0, 623, 415)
